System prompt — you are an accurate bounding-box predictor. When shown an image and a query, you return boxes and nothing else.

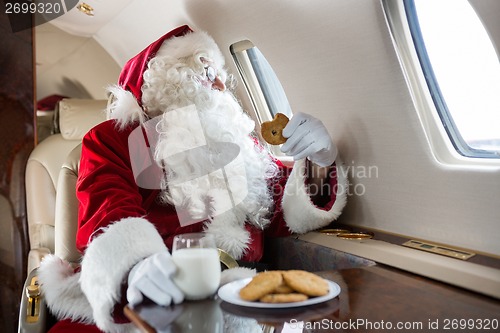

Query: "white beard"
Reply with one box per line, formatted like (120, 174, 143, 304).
(150, 77, 278, 259)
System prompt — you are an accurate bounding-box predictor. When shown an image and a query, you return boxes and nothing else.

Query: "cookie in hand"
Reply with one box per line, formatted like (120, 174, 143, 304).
(260, 113, 289, 145)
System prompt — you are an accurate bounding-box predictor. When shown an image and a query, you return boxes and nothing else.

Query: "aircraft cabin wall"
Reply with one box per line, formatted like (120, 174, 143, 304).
(36, 0, 500, 257)
(183, 0, 500, 257)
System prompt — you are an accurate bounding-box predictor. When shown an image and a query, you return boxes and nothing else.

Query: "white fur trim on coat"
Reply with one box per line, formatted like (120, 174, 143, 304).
(220, 267, 256, 287)
(38, 255, 93, 324)
(204, 210, 250, 260)
(282, 159, 348, 233)
(79, 217, 166, 333)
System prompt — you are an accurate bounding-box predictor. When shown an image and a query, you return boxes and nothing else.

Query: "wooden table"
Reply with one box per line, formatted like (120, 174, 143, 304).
(125, 265, 500, 332)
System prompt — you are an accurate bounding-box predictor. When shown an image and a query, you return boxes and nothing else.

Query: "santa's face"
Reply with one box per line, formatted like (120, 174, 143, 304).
(141, 53, 232, 114)
(143, 54, 277, 229)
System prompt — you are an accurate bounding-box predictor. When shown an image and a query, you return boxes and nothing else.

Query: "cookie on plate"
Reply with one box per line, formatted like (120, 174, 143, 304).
(273, 282, 294, 294)
(239, 271, 283, 301)
(282, 270, 329, 297)
(260, 293, 309, 303)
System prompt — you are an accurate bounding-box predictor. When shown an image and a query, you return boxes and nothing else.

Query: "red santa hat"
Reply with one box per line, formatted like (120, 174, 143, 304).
(107, 25, 226, 127)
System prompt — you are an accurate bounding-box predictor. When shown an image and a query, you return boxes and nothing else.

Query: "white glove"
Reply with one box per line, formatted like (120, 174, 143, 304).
(281, 112, 338, 167)
(127, 251, 184, 307)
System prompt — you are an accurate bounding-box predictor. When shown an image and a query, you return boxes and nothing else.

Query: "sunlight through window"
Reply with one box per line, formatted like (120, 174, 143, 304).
(408, 0, 500, 157)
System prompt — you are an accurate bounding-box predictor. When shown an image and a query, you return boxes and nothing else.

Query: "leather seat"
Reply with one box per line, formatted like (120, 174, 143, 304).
(19, 145, 86, 333)
(20, 99, 106, 333)
(25, 99, 107, 273)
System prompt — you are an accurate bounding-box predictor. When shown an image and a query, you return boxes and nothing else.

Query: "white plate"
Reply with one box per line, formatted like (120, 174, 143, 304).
(217, 277, 341, 308)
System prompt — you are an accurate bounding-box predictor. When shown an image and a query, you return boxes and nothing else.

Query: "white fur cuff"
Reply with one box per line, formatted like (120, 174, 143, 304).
(38, 255, 93, 324)
(80, 217, 166, 332)
(282, 159, 348, 234)
(219, 267, 256, 287)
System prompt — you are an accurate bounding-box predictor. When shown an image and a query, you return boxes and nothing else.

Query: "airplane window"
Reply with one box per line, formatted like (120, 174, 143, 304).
(405, 0, 500, 158)
(230, 40, 293, 158)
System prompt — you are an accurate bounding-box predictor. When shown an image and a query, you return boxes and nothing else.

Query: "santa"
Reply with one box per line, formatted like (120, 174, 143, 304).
(38, 25, 347, 333)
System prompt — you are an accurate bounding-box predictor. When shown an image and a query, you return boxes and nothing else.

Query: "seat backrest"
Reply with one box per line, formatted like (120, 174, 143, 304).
(54, 144, 82, 263)
(25, 98, 107, 272)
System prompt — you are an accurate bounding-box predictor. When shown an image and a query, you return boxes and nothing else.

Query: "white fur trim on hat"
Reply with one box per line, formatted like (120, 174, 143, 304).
(156, 31, 225, 68)
(282, 159, 348, 233)
(106, 85, 147, 129)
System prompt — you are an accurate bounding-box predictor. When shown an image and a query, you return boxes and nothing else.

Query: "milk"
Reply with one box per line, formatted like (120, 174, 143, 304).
(172, 247, 221, 300)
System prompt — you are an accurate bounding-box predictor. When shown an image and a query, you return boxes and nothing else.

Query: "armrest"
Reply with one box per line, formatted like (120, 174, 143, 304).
(27, 248, 51, 273)
(218, 248, 239, 270)
(18, 268, 48, 333)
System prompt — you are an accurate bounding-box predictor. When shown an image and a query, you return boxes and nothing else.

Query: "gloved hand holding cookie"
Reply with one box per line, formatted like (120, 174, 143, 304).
(261, 112, 337, 167)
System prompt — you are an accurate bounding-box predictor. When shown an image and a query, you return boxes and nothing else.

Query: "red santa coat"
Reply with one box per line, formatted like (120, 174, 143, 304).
(76, 119, 297, 262)
(39, 118, 347, 333)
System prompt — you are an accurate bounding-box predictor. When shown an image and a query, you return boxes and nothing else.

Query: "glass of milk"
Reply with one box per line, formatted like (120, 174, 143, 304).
(172, 233, 221, 300)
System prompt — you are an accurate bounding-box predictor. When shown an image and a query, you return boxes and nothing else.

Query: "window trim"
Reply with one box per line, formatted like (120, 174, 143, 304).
(403, 0, 499, 159)
(381, 0, 500, 167)
(230, 40, 293, 161)
(230, 40, 274, 125)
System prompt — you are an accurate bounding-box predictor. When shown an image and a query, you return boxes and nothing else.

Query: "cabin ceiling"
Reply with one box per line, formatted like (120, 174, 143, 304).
(46, 0, 136, 39)
(35, 0, 193, 100)
(44, 0, 191, 66)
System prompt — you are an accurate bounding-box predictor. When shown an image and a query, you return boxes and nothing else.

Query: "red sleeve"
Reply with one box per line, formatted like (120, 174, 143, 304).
(263, 160, 293, 237)
(76, 120, 147, 252)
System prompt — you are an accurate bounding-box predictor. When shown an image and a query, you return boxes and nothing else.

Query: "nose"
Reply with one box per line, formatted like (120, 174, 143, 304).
(212, 76, 226, 91)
